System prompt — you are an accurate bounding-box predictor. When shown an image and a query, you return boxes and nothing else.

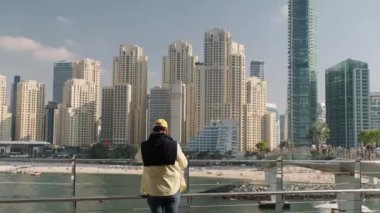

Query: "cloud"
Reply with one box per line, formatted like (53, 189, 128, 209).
(0, 36, 75, 61)
(56, 16, 71, 25)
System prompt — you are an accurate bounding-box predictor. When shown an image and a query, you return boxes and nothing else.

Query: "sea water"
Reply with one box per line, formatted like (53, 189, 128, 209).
(0, 173, 378, 213)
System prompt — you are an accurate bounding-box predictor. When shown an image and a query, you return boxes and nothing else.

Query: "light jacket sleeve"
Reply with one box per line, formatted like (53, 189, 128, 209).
(177, 144, 188, 170)
(135, 148, 143, 163)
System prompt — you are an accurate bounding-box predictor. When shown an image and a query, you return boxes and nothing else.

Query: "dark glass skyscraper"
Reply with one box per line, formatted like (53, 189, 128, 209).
(44, 101, 58, 143)
(53, 61, 73, 103)
(326, 59, 369, 148)
(287, 0, 317, 146)
(11, 75, 20, 140)
(250, 59, 264, 81)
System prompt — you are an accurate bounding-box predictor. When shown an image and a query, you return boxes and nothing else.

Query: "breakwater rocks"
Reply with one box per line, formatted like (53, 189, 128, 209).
(202, 183, 378, 200)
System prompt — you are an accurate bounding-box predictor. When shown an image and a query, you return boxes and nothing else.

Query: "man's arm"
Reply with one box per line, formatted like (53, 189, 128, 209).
(177, 144, 188, 169)
(135, 147, 143, 163)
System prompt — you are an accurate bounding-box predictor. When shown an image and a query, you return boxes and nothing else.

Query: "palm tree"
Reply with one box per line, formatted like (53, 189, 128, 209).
(307, 121, 330, 150)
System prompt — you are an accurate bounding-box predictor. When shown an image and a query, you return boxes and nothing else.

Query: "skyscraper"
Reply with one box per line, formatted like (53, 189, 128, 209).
(243, 76, 266, 151)
(73, 59, 101, 142)
(267, 103, 280, 147)
(11, 75, 20, 140)
(162, 41, 198, 143)
(54, 79, 97, 147)
(250, 59, 265, 81)
(0, 75, 11, 141)
(113, 44, 148, 144)
(100, 87, 114, 143)
(15, 80, 45, 141)
(53, 61, 73, 103)
(326, 59, 369, 147)
(287, 0, 317, 146)
(370, 92, 380, 130)
(111, 83, 132, 146)
(201, 28, 245, 150)
(44, 101, 58, 143)
(149, 86, 171, 133)
(149, 83, 186, 144)
(73, 59, 100, 118)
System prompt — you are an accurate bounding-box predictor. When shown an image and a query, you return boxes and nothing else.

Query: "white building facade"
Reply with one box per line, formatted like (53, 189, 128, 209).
(185, 120, 238, 153)
(113, 44, 147, 144)
(54, 79, 96, 147)
(15, 80, 45, 141)
(0, 75, 11, 141)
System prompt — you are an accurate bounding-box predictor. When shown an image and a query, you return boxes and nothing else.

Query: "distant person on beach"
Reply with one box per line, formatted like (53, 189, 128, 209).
(135, 119, 188, 213)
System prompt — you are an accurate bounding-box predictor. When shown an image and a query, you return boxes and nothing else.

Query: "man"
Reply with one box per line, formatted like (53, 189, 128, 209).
(135, 119, 188, 213)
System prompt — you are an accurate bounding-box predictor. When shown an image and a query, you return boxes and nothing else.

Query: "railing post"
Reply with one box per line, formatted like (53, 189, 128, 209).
(275, 159, 284, 213)
(335, 159, 362, 213)
(184, 165, 191, 213)
(71, 155, 77, 210)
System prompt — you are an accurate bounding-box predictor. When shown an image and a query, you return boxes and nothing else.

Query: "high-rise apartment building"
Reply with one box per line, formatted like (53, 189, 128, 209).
(44, 101, 58, 143)
(54, 79, 97, 147)
(326, 59, 369, 147)
(73, 59, 100, 118)
(149, 86, 171, 134)
(280, 114, 289, 142)
(15, 80, 45, 141)
(0, 75, 11, 141)
(264, 112, 277, 150)
(113, 44, 147, 144)
(101, 87, 114, 143)
(11, 75, 20, 140)
(287, 0, 317, 146)
(267, 103, 280, 147)
(53, 61, 73, 103)
(162, 41, 198, 143)
(111, 84, 132, 146)
(149, 83, 186, 144)
(243, 76, 266, 151)
(250, 59, 265, 81)
(370, 92, 380, 130)
(202, 28, 245, 150)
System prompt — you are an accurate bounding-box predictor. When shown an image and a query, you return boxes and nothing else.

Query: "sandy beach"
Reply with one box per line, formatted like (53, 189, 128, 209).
(0, 161, 336, 184)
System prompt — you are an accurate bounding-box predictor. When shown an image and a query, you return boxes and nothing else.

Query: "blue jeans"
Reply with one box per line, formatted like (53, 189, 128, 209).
(147, 192, 181, 213)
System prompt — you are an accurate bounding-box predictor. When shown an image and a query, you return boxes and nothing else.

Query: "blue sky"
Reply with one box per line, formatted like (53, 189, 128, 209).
(0, 0, 379, 113)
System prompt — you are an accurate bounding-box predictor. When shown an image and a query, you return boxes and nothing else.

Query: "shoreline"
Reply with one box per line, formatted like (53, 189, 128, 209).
(0, 161, 338, 184)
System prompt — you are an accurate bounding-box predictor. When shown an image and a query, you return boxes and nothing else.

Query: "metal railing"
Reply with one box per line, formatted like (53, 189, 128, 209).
(2, 158, 380, 212)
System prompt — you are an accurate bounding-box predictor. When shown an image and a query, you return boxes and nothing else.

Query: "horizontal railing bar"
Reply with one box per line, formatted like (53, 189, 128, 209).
(1, 158, 372, 164)
(2, 189, 380, 204)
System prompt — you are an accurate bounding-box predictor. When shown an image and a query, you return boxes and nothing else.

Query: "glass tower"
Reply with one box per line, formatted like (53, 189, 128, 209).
(53, 61, 73, 103)
(287, 0, 317, 146)
(326, 59, 369, 148)
(250, 59, 264, 81)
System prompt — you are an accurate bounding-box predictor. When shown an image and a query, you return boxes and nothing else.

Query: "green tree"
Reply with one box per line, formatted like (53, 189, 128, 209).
(307, 122, 330, 148)
(196, 151, 211, 159)
(109, 145, 139, 159)
(89, 143, 107, 159)
(256, 141, 270, 153)
(359, 130, 380, 146)
(280, 140, 294, 149)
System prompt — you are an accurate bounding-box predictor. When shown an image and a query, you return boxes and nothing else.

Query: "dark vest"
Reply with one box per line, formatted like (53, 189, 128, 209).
(141, 133, 177, 166)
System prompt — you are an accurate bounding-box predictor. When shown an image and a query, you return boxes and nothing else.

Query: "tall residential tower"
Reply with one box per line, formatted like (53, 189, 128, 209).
(15, 80, 45, 141)
(112, 44, 148, 144)
(200, 28, 245, 150)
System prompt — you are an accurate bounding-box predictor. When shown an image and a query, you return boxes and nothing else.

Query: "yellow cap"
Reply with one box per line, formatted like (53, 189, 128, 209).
(154, 119, 168, 129)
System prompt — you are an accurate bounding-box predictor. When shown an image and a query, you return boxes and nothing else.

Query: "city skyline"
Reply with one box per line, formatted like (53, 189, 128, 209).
(1, 0, 380, 113)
